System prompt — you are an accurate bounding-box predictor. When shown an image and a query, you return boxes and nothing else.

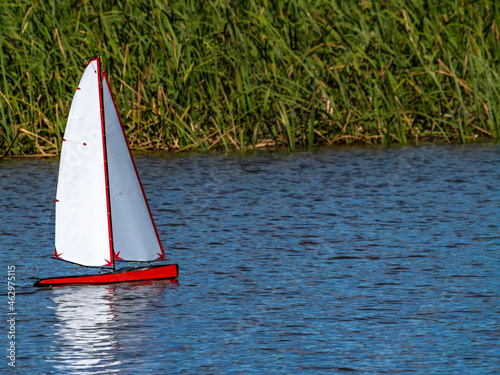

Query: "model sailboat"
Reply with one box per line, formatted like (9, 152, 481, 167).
(34, 57, 178, 286)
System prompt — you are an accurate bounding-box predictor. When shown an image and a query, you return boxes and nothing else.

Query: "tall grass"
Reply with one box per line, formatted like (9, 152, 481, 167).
(1, 0, 500, 156)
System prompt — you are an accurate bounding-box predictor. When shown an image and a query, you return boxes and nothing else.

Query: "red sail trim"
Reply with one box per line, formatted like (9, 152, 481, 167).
(103, 259, 114, 266)
(114, 251, 124, 260)
(102, 71, 166, 259)
(96, 58, 115, 269)
(54, 248, 63, 258)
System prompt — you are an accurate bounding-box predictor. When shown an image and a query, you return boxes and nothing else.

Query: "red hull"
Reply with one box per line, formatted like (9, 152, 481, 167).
(33, 264, 178, 287)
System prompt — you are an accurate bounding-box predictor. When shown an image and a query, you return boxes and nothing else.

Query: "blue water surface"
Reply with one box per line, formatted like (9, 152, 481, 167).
(1, 144, 499, 374)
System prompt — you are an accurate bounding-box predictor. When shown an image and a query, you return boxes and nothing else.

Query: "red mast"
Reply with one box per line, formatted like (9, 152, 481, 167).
(95, 57, 115, 269)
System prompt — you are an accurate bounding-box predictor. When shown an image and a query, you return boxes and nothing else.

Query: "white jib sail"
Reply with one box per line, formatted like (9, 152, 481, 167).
(102, 73, 165, 261)
(55, 59, 113, 267)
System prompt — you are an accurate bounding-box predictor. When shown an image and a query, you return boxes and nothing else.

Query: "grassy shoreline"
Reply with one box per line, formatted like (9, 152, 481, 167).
(2, 0, 500, 156)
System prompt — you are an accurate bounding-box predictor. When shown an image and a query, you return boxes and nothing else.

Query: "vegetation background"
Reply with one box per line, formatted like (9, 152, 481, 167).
(1, 0, 500, 156)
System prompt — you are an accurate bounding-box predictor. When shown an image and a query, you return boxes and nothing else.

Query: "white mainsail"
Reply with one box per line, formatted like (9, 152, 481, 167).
(55, 57, 164, 267)
(102, 73, 165, 261)
(55, 58, 112, 266)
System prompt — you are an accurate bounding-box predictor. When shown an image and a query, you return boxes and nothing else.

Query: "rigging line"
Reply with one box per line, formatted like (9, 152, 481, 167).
(34, 80, 71, 282)
(33, 179, 58, 283)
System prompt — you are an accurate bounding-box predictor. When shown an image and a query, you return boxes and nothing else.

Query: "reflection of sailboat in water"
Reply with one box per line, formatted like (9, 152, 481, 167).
(49, 281, 176, 374)
(49, 286, 121, 374)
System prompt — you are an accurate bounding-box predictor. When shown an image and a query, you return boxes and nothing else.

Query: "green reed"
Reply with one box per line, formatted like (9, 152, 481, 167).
(1, 0, 500, 156)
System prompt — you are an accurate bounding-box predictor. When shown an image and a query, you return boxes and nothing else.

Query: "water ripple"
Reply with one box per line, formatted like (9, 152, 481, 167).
(2, 144, 499, 373)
